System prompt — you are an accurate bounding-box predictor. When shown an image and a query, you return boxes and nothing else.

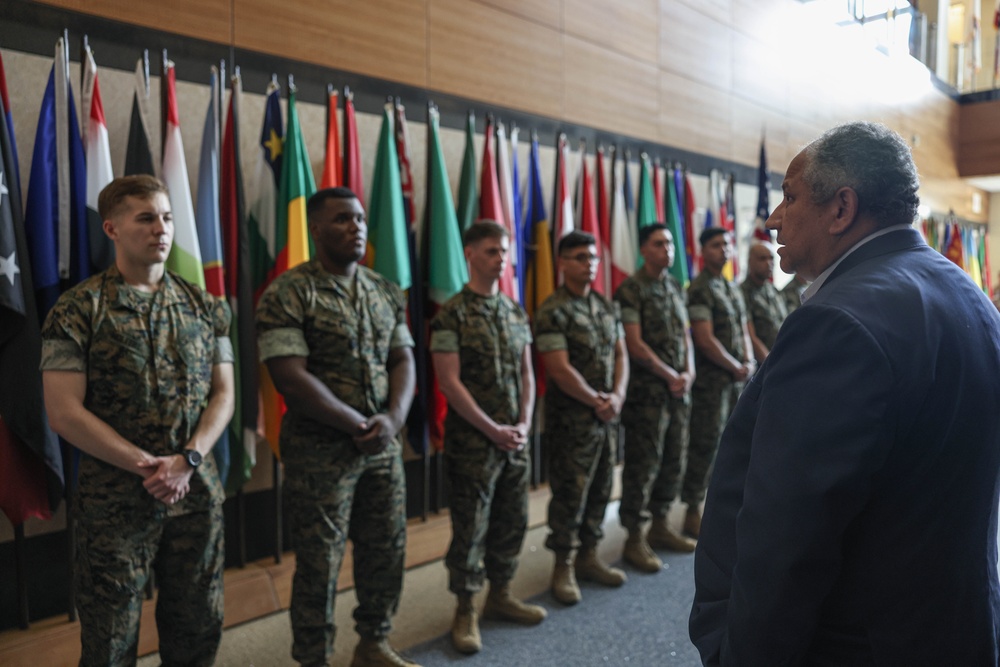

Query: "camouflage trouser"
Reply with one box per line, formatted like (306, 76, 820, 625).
(544, 409, 616, 553)
(284, 439, 407, 667)
(684, 373, 744, 506)
(445, 434, 531, 594)
(619, 389, 692, 531)
(75, 500, 224, 667)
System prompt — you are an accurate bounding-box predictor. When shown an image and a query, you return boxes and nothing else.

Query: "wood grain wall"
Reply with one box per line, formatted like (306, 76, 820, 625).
(32, 0, 985, 219)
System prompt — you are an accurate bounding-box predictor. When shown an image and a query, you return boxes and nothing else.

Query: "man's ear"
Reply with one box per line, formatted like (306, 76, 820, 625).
(828, 186, 860, 236)
(102, 218, 117, 241)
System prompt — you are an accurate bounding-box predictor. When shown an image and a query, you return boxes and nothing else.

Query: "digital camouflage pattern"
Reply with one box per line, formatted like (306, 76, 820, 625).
(780, 277, 806, 314)
(40, 265, 232, 666)
(534, 286, 622, 552)
(430, 286, 533, 593)
(686, 271, 748, 507)
(256, 261, 413, 666)
(615, 271, 692, 530)
(741, 279, 788, 350)
(257, 261, 414, 469)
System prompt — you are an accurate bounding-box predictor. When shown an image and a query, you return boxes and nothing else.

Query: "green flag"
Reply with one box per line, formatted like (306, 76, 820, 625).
(634, 154, 657, 269)
(665, 167, 690, 286)
(427, 106, 468, 305)
(456, 111, 478, 233)
(365, 104, 410, 290)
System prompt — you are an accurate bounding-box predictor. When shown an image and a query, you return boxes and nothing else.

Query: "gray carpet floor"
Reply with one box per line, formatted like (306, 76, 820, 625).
(406, 547, 701, 667)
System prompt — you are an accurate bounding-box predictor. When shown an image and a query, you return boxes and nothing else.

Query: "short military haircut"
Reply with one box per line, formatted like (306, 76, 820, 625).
(638, 222, 670, 248)
(802, 121, 920, 229)
(98, 175, 169, 221)
(463, 219, 509, 247)
(699, 226, 728, 248)
(307, 186, 360, 220)
(558, 230, 596, 255)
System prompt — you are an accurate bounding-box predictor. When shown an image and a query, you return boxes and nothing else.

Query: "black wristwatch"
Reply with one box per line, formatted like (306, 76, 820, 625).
(182, 449, 203, 468)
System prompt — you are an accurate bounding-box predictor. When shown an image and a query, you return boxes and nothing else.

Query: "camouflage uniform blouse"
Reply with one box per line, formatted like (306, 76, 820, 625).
(429, 286, 532, 446)
(687, 271, 748, 382)
(255, 262, 413, 465)
(614, 271, 689, 396)
(740, 279, 788, 350)
(534, 286, 623, 414)
(40, 266, 233, 514)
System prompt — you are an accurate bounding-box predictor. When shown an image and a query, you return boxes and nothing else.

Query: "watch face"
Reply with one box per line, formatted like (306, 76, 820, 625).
(185, 450, 203, 467)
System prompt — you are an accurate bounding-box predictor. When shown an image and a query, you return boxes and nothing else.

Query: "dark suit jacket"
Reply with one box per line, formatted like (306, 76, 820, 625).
(689, 228, 1000, 666)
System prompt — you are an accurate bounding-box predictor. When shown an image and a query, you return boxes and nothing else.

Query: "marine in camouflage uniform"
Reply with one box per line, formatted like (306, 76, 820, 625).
(685, 228, 755, 538)
(256, 188, 417, 667)
(615, 225, 697, 569)
(429, 221, 543, 655)
(536, 231, 630, 605)
(780, 274, 809, 314)
(741, 242, 788, 363)
(40, 176, 233, 667)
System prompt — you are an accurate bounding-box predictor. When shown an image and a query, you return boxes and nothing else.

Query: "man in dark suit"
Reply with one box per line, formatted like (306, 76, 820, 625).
(689, 121, 1000, 666)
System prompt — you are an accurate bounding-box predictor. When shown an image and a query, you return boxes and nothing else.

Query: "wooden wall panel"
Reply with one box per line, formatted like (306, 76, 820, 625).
(731, 32, 787, 114)
(37, 0, 231, 44)
(563, 35, 660, 140)
(19, 0, 988, 223)
(233, 0, 428, 87)
(476, 0, 561, 29)
(959, 100, 1000, 177)
(427, 0, 563, 118)
(659, 1, 732, 91)
(563, 0, 660, 65)
(674, 0, 732, 27)
(659, 70, 731, 158)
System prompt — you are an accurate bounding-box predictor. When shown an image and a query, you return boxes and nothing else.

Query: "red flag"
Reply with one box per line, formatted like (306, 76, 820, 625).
(683, 169, 698, 279)
(320, 87, 341, 188)
(577, 147, 605, 294)
(479, 116, 516, 299)
(342, 87, 365, 206)
(653, 158, 666, 222)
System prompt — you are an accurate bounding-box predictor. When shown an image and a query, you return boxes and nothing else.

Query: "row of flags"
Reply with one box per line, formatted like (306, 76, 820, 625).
(921, 216, 994, 295)
(0, 37, 783, 525)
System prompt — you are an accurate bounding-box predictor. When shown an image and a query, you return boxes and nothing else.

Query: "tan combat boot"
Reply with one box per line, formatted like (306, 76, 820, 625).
(622, 529, 663, 573)
(483, 582, 547, 624)
(575, 546, 627, 586)
(350, 637, 421, 667)
(683, 507, 702, 539)
(648, 515, 697, 553)
(450, 593, 481, 654)
(551, 550, 582, 605)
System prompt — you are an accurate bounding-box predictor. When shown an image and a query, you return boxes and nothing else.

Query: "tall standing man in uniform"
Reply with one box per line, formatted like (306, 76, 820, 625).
(683, 228, 754, 539)
(431, 221, 545, 655)
(616, 223, 697, 574)
(691, 121, 1000, 666)
(256, 187, 419, 667)
(535, 230, 630, 605)
(41, 175, 235, 667)
(740, 242, 788, 364)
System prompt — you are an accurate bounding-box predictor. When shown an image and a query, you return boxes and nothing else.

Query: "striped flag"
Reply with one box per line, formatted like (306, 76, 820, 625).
(196, 66, 225, 297)
(24, 37, 90, 320)
(479, 116, 516, 299)
(596, 146, 612, 295)
(576, 145, 605, 294)
(81, 43, 115, 271)
(609, 148, 636, 292)
(123, 54, 155, 178)
(496, 121, 521, 302)
(524, 135, 553, 319)
(220, 69, 256, 492)
(162, 59, 205, 288)
(665, 164, 689, 287)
